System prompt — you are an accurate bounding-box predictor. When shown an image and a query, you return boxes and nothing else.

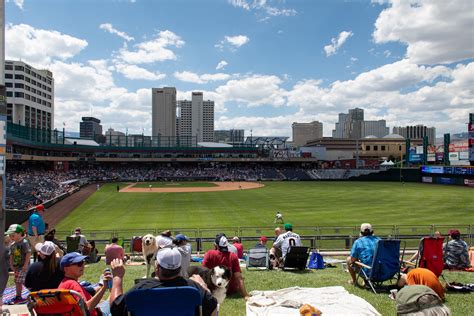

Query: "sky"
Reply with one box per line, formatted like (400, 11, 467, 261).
(4, 0, 474, 138)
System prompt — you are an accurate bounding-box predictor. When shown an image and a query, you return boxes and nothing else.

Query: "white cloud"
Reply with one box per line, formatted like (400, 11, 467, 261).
(100, 23, 134, 42)
(114, 64, 166, 80)
(116, 30, 184, 64)
(5, 23, 88, 65)
(216, 60, 228, 70)
(373, 0, 474, 64)
(228, 0, 297, 18)
(225, 35, 249, 47)
(324, 31, 353, 57)
(8, 0, 24, 10)
(174, 71, 230, 84)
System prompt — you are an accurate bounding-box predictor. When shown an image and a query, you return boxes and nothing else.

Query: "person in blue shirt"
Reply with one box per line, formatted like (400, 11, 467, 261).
(347, 223, 380, 285)
(28, 204, 46, 262)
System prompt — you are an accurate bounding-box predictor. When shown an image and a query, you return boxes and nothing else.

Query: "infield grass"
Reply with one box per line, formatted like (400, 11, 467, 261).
(56, 181, 474, 232)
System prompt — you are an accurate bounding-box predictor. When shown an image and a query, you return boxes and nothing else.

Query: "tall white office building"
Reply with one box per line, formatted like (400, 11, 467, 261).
(4, 60, 54, 129)
(393, 125, 436, 145)
(152, 87, 176, 137)
(178, 92, 214, 142)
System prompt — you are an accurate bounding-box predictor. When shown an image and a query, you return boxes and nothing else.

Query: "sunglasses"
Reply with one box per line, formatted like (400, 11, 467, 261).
(72, 261, 85, 267)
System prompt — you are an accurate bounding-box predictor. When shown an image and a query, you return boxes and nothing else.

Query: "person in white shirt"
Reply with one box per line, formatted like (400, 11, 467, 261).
(272, 223, 301, 268)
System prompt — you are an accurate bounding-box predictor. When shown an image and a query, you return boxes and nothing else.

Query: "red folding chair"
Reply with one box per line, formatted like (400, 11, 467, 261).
(417, 237, 444, 277)
(130, 236, 143, 261)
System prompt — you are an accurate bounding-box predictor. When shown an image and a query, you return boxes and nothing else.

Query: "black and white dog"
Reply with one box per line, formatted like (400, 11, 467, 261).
(188, 265, 232, 304)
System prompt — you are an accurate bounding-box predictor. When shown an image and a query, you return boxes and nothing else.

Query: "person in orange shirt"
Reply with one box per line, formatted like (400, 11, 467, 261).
(398, 267, 445, 300)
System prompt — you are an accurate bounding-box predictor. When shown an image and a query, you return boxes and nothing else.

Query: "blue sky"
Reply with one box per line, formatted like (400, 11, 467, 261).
(5, 0, 474, 138)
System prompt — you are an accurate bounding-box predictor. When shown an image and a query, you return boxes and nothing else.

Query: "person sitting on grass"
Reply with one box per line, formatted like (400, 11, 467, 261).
(109, 247, 218, 316)
(6, 224, 31, 305)
(203, 233, 249, 300)
(59, 252, 111, 316)
(87, 241, 101, 264)
(443, 229, 470, 269)
(347, 223, 380, 286)
(272, 223, 302, 268)
(397, 267, 445, 301)
(395, 285, 450, 316)
(255, 236, 268, 249)
(173, 234, 192, 278)
(232, 236, 244, 259)
(105, 237, 125, 265)
(25, 241, 64, 292)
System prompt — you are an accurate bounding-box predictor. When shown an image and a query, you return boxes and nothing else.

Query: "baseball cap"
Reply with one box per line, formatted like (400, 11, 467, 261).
(260, 236, 267, 242)
(6, 224, 25, 235)
(156, 247, 181, 270)
(60, 252, 88, 269)
(35, 204, 45, 211)
(35, 241, 56, 256)
(215, 233, 229, 252)
(284, 223, 293, 231)
(74, 227, 81, 233)
(360, 223, 373, 232)
(175, 234, 189, 242)
(232, 236, 240, 242)
(448, 229, 460, 238)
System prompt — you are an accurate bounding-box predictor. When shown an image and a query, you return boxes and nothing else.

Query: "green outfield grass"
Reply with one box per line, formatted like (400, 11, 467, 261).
(56, 181, 474, 232)
(132, 181, 218, 188)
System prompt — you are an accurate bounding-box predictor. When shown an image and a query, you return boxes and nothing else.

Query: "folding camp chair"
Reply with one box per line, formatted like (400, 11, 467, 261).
(282, 246, 309, 270)
(27, 289, 87, 316)
(66, 236, 81, 253)
(246, 247, 269, 270)
(125, 286, 202, 316)
(416, 237, 444, 277)
(355, 239, 405, 294)
(130, 236, 143, 262)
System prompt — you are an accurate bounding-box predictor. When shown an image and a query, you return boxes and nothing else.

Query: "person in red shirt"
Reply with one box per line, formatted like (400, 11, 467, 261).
(232, 236, 244, 259)
(58, 252, 111, 316)
(203, 233, 249, 300)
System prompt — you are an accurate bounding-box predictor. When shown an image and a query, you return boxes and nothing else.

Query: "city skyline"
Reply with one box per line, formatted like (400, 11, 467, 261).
(4, 0, 473, 137)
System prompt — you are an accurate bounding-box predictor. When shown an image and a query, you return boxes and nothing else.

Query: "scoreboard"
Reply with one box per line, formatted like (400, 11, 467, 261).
(421, 165, 474, 186)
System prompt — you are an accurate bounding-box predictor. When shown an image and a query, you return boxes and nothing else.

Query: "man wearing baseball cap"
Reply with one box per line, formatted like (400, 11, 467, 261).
(203, 233, 249, 300)
(28, 204, 46, 262)
(347, 223, 380, 286)
(109, 247, 217, 316)
(443, 229, 470, 269)
(58, 252, 111, 316)
(272, 223, 302, 268)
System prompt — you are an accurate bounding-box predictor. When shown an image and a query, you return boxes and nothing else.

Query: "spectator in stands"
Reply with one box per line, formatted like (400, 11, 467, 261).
(105, 237, 125, 265)
(203, 233, 249, 300)
(71, 227, 89, 254)
(28, 204, 46, 262)
(272, 223, 302, 268)
(397, 267, 445, 300)
(59, 252, 111, 316)
(232, 236, 244, 259)
(87, 241, 101, 263)
(25, 241, 64, 291)
(109, 248, 218, 316)
(173, 234, 192, 278)
(255, 236, 267, 248)
(443, 229, 470, 269)
(6, 224, 31, 305)
(347, 223, 380, 286)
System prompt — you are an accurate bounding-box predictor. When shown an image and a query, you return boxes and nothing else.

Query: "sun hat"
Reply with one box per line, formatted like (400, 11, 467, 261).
(175, 234, 190, 242)
(284, 223, 293, 231)
(60, 252, 88, 269)
(156, 247, 181, 270)
(6, 224, 25, 235)
(35, 241, 56, 256)
(215, 233, 229, 252)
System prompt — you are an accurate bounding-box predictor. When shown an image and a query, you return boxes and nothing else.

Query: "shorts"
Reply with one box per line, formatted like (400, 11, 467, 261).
(28, 235, 44, 251)
(14, 270, 27, 284)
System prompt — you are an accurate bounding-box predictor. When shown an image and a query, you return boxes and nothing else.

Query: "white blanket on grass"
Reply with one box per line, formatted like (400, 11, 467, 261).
(246, 286, 380, 316)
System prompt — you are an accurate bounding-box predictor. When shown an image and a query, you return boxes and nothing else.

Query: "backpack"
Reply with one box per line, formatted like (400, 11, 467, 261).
(307, 251, 324, 269)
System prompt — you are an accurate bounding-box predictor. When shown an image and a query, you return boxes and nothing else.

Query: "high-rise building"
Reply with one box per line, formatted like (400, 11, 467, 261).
(393, 125, 436, 145)
(80, 117, 102, 139)
(362, 120, 389, 138)
(152, 87, 176, 137)
(292, 121, 323, 146)
(332, 108, 364, 139)
(4, 60, 54, 129)
(178, 92, 214, 142)
(214, 129, 245, 144)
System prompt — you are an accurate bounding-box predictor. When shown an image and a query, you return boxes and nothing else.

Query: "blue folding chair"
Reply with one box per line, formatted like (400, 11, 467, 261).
(125, 286, 202, 316)
(355, 239, 405, 294)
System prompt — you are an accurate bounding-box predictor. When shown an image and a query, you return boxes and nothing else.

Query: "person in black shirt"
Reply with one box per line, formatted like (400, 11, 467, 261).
(109, 247, 217, 316)
(25, 241, 64, 291)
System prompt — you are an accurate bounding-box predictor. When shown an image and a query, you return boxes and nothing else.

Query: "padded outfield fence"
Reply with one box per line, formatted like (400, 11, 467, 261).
(53, 224, 473, 255)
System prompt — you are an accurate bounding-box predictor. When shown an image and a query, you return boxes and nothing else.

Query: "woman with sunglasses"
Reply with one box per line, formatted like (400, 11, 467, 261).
(25, 241, 63, 291)
(59, 252, 111, 316)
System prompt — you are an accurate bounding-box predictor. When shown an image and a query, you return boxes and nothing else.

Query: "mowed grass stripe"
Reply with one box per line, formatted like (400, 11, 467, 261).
(56, 182, 474, 231)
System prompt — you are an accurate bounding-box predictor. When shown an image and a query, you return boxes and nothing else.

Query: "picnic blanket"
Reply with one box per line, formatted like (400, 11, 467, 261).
(246, 286, 380, 316)
(2, 285, 30, 305)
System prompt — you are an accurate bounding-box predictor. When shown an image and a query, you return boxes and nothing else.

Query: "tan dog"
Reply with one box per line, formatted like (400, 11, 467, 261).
(142, 234, 158, 278)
